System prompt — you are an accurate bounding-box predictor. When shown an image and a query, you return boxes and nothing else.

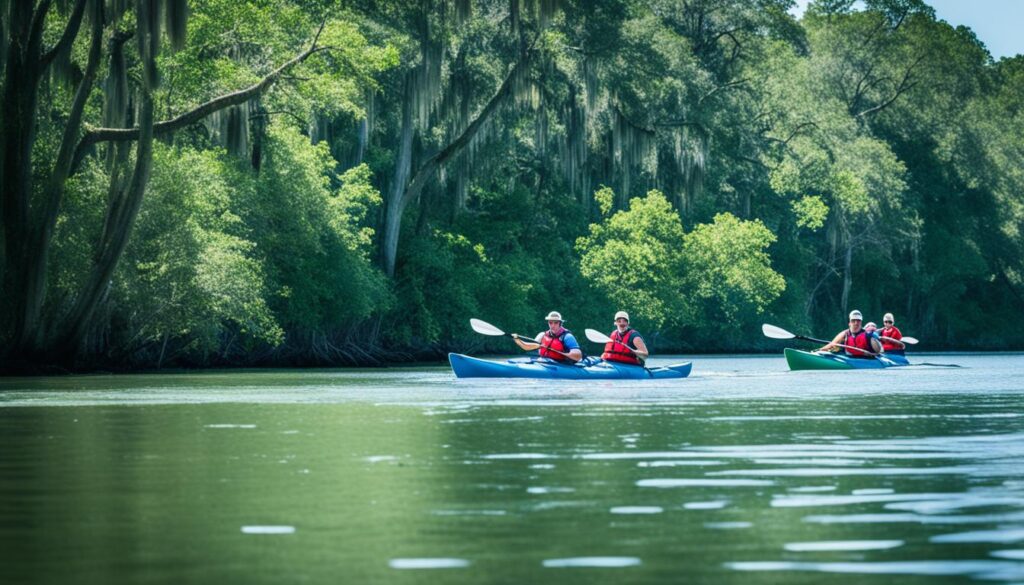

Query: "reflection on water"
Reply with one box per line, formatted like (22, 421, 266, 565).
(389, 558, 471, 569)
(1, 353, 1024, 584)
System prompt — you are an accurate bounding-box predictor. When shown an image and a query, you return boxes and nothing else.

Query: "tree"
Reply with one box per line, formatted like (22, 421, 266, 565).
(577, 189, 785, 344)
(1, 0, 386, 365)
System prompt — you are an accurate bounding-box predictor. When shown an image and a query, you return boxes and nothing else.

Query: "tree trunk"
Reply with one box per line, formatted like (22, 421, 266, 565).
(20, 7, 105, 351)
(841, 240, 853, 312)
(382, 74, 415, 278)
(57, 91, 157, 357)
(2, 1, 47, 349)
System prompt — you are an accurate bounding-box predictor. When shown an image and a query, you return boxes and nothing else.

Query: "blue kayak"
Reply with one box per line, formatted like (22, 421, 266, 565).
(449, 353, 693, 380)
(785, 348, 909, 371)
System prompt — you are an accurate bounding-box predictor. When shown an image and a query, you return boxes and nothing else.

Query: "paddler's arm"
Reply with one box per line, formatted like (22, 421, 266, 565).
(820, 331, 845, 352)
(561, 334, 584, 363)
(879, 335, 906, 349)
(633, 337, 650, 361)
(870, 336, 883, 354)
(512, 335, 541, 351)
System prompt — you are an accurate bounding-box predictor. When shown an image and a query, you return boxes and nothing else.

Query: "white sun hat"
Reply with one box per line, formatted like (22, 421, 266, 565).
(544, 311, 563, 322)
(614, 311, 629, 322)
(849, 310, 863, 320)
(883, 313, 895, 322)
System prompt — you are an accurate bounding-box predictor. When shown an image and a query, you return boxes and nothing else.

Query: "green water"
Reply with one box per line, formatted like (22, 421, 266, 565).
(2, 354, 1024, 584)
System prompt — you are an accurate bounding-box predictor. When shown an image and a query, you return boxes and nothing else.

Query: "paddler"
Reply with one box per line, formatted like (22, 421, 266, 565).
(820, 310, 882, 358)
(512, 311, 583, 363)
(878, 312, 906, 355)
(601, 311, 649, 365)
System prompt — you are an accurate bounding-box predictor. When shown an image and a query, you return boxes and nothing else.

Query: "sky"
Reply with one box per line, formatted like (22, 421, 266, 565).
(789, 0, 1024, 60)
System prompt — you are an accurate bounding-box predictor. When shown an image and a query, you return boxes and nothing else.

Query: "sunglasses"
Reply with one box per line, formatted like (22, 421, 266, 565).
(884, 320, 893, 323)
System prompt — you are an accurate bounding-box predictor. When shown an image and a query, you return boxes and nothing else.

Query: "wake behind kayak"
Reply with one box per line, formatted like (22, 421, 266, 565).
(449, 353, 693, 380)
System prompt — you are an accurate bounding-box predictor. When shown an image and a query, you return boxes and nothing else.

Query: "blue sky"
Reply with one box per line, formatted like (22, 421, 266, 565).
(789, 0, 1024, 60)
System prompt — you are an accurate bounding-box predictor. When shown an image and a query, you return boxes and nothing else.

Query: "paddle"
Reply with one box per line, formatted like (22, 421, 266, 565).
(879, 335, 918, 345)
(584, 328, 641, 355)
(761, 323, 879, 357)
(469, 318, 574, 359)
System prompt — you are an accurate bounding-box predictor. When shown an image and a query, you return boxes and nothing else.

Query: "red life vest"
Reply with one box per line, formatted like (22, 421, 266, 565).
(879, 326, 903, 351)
(602, 328, 642, 365)
(844, 329, 875, 358)
(539, 328, 573, 362)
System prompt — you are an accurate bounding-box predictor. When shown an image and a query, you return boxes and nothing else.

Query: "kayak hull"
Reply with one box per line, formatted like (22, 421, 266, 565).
(449, 353, 692, 380)
(784, 348, 909, 371)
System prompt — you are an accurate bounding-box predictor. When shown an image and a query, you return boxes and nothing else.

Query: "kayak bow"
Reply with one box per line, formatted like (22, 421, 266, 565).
(784, 348, 909, 371)
(449, 353, 692, 380)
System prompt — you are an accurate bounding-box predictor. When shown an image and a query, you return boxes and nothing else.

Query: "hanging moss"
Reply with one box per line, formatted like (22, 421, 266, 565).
(453, 0, 471, 25)
(163, 0, 188, 52)
(250, 98, 265, 171)
(103, 33, 130, 129)
(1, 2, 8, 70)
(224, 104, 248, 157)
(672, 127, 708, 215)
(136, 0, 163, 89)
(559, 85, 588, 200)
(414, 36, 444, 130)
(205, 103, 250, 159)
(610, 108, 656, 204)
(107, 0, 131, 23)
(50, 37, 76, 90)
(510, 0, 520, 39)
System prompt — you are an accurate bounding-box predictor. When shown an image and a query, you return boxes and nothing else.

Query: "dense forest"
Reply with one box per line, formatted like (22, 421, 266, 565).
(2, 0, 1023, 371)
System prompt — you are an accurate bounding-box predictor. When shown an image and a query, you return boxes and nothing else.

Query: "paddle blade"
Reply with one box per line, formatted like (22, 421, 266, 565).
(762, 324, 796, 340)
(901, 336, 918, 345)
(584, 328, 612, 344)
(470, 318, 506, 336)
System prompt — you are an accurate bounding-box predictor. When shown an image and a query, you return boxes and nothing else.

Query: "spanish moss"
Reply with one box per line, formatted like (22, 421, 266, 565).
(163, 0, 188, 52)
(136, 0, 162, 89)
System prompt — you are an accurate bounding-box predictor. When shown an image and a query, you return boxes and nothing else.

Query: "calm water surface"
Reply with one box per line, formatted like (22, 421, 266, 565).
(2, 353, 1023, 584)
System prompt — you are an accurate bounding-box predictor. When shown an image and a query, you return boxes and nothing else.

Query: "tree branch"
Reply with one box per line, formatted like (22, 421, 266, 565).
(855, 54, 925, 118)
(401, 42, 539, 208)
(28, 1, 55, 65)
(72, 21, 328, 169)
(698, 77, 749, 106)
(40, 0, 88, 70)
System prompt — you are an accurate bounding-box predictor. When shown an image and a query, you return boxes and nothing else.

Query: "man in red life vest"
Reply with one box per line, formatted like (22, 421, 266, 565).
(512, 311, 583, 364)
(601, 311, 650, 365)
(820, 309, 882, 358)
(878, 312, 906, 355)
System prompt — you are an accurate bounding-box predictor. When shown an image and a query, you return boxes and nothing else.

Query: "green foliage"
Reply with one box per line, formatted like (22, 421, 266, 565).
(792, 195, 829, 231)
(116, 145, 284, 355)
(681, 213, 787, 335)
(234, 125, 390, 333)
(594, 185, 615, 217)
(331, 164, 383, 254)
(577, 190, 687, 330)
(577, 191, 786, 342)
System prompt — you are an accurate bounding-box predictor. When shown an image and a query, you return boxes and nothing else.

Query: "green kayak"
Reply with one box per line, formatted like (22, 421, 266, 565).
(784, 348, 910, 371)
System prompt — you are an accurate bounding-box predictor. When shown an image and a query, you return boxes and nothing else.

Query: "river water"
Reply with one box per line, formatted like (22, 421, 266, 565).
(1, 354, 1023, 584)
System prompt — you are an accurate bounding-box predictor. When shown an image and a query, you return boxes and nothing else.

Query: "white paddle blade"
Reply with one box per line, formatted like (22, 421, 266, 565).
(901, 336, 918, 344)
(470, 318, 506, 336)
(584, 328, 612, 344)
(762, 323, 796, 340)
